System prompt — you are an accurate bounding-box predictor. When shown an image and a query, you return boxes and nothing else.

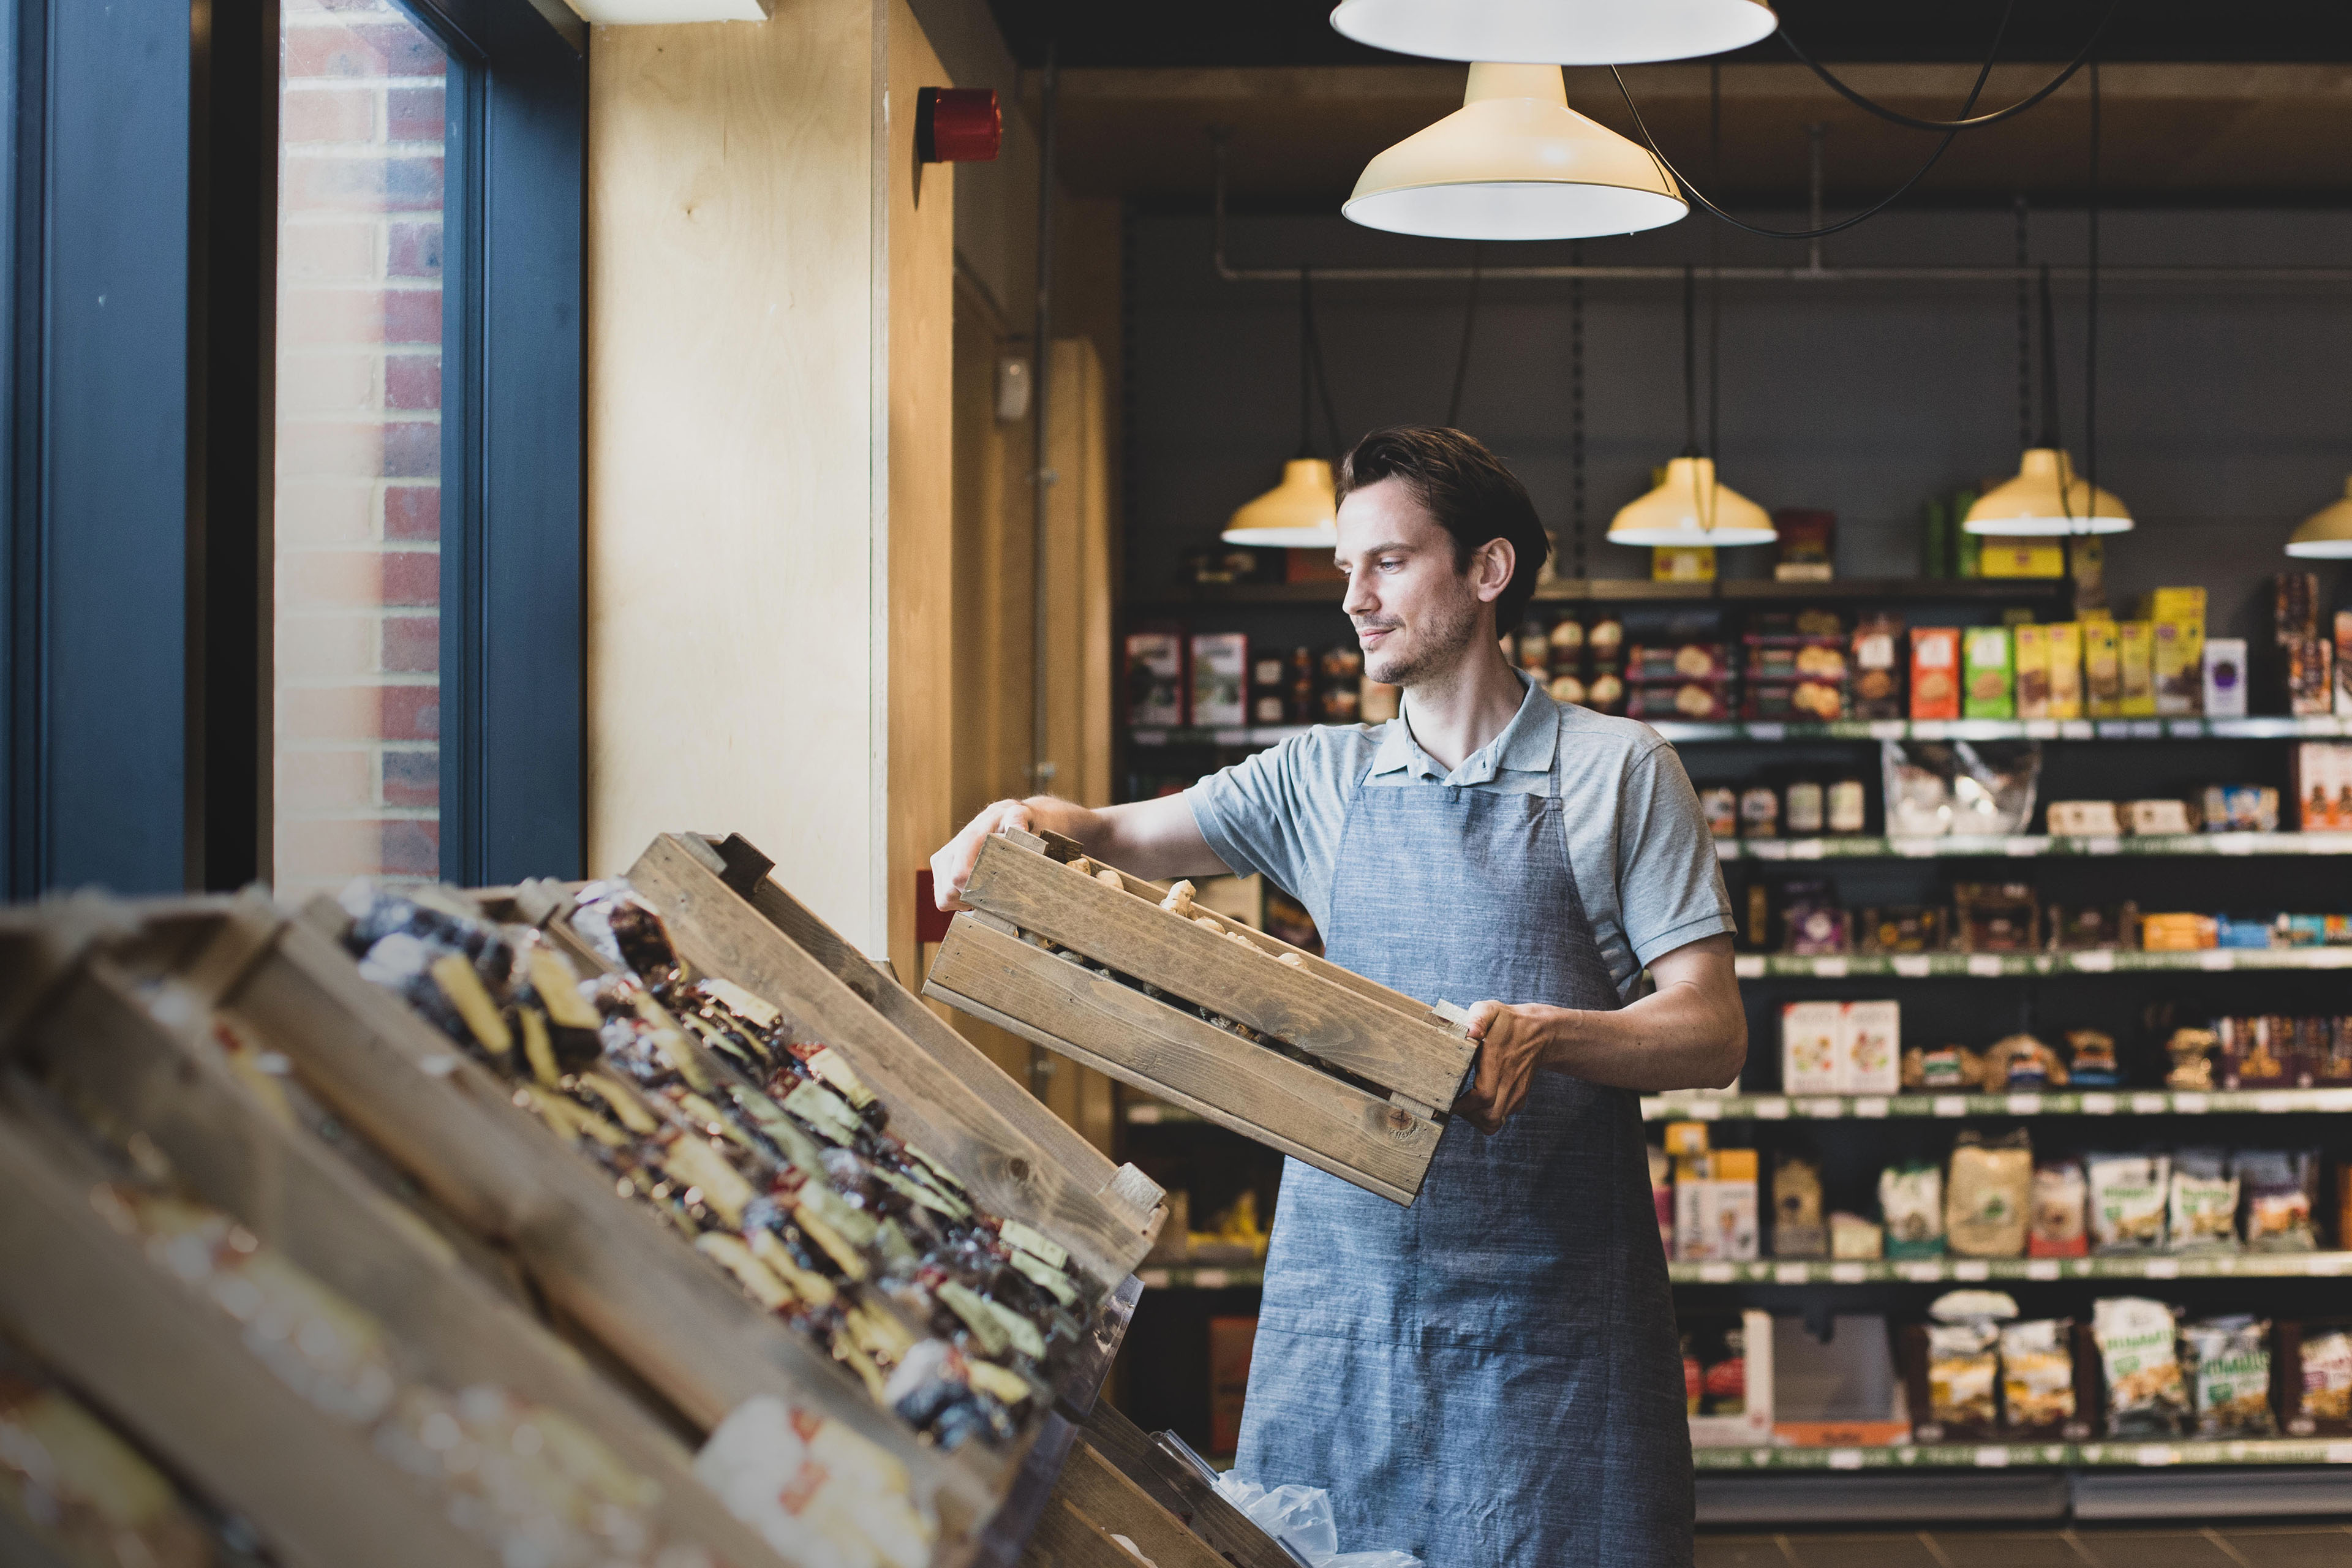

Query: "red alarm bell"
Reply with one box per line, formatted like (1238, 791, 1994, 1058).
(917, 87, 1000, 164)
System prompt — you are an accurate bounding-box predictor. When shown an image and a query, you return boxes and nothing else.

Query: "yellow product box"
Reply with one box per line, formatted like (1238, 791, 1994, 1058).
(1664, 1121, 1711, 1158)
(2154, 618, 2205, 717)
(2013, 624, 2051, 718)
(2141, 913, 2218, 952)
(2083, 619, 2122, 717)
(2046, 622, 2083, 719)
(1653, 546, 1716, 582)
(1978, 537, 2067, 578)
(2143, 587, 2207, 628)
(1711, 1148, 1759, 1183)
(2118, 620, 2156, 717)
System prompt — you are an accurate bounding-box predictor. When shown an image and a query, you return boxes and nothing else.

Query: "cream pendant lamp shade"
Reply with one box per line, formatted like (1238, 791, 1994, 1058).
(1961, 448, 2132, 536)
(2286, 477, 2352, 558)
(1330, 0, 1775, 66)
(1223, 458, 1340, 548)
(1343, 64, 1686, 241)
(1607, 455, 1776, 547)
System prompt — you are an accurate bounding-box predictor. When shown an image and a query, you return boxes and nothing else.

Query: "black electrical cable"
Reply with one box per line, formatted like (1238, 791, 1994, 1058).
(1708, 62, 1722, 465)
(2015, 197, 2032, 451)
(2086, 57, 2101, 518)
(1299, 268, 1346, 459)
(1609, 0, 2013, 243)
(1775, 0, 2121, 135)
(1446, 244, 1482, 428)
(1569, 241, 1586, 579)
(1681, 263, 1699, 456)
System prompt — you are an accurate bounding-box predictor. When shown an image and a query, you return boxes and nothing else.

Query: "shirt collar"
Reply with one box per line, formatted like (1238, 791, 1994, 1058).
(1369, 670, 1558, 785)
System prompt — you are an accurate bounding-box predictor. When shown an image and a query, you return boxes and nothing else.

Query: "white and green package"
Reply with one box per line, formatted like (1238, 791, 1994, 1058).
(2181, 1316, 2275, 1437)
(2166, 1148, 2240, 1253)
(2087, 1154, 2169, 1254)
(2093, 1295, 2187, 1436)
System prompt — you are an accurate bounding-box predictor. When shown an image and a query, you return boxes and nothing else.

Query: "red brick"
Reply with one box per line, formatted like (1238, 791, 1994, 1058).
(388, 85, 443, 143)
(282, 86, 375, 144)
(384, 484, 439, 541)
(380, 550, 439, 608)
(379, 819, 440, 876)
(383, 288, 440, 345)
(382, 750, 439, 809)
(381, 684, 440, 742)
(382, 421, 440, 480)
(282, 21, 445, 82)
(386, 220, 441, 280)
(382, 613, 439, 673)
(385, 352, 439, 410)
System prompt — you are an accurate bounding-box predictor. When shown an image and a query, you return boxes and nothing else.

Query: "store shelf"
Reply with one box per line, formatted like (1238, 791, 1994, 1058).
(1691, 1439, 2352, 1471)
(1719, 832, 2352, 861)
(1642, 1087, 2352, 1121)
(1667, 1251, 2352, 1286)
(1731, 947, 2352, 979)
(1136, 1265, 1265, 1291)
(1125, 716, 2352, 748)
(1131, 577, 2070, 609)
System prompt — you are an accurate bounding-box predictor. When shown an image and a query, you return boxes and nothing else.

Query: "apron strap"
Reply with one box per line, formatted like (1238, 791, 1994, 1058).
(1545, 706, 1566, 801)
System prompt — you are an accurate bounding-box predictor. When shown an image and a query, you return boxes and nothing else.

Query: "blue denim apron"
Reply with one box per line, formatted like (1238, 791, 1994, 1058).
(1233, 710, 1694, 1567)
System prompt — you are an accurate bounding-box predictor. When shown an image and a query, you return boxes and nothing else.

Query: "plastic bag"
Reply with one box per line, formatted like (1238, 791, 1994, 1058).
(1212, 1475, 1423, 1568)
(1879, 741, 2041, 838)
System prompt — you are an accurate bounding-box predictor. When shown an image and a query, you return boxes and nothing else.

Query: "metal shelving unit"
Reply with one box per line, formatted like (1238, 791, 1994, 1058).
(1669, 1252, 2352, 1286)
(1128, 715, 2352, 747)
(1642, 1088, 2352, 1121)
(1692, 1439, 2352, 1472)
(1732, 947, 2352, 978)
(1718, 832, 2352, 861)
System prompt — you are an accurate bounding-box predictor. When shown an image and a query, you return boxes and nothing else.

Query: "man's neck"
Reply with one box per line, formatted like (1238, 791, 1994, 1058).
(1400, 643, 1527, 773)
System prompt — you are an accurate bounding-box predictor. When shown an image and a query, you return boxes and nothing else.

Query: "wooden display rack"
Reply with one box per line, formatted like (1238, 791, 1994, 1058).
(0, 912, 789, 1568)
(922, 828, 1479, 1205)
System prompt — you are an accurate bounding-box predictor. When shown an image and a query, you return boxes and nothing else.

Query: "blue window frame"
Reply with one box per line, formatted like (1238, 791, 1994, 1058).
(0, 0, 583, 895)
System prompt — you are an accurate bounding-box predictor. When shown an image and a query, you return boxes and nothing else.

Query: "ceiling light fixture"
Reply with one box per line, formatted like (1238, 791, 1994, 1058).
(2286, 480, 2352, 559)
(1223, 271, 1343, 548)
(1344, 64, 1686, 243)
(1608, 265, 1774, 548)
(1329, 0, 1774, 66)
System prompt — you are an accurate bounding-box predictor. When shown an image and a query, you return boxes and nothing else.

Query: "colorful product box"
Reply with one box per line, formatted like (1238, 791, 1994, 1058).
(1962, 626, 2015, 719)
(2046, 622, 2083, 720)
(2083, 618, 2122, 718)
(2154, 620, 2205, 717)
(2145, 587, 2207, 627)
(1781, 1001, 1842, 1095)
(2204, 638, 2248, 718)
(1841, 1000, 1902, 1095)
(1125, 630, 1186, 726)
(2336, 611, 2352, 717)
(2117, 620, 2156, 717)
(2013, 624, 2051, 719)
(1909, 628, 1961, 720)
(1977, 538, 2067, 578)
(1187, 632, 1250, 728)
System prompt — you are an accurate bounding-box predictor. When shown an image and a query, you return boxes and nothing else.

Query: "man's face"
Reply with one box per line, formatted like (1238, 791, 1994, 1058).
(1336, 477, 1511, 687)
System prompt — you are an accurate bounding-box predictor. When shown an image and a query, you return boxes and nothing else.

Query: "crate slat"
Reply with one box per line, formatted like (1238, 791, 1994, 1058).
(1072, 1405, 1296, 1568)
(927, 916, 1441, 1204)
(956, 833, 1475, 1110)
(622, 832, 1164, 1285)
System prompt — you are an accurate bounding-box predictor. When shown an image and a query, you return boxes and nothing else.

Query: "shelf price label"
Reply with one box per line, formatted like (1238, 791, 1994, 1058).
(1966, 955, 2005, 977)
(1893, 956, 1934, 978)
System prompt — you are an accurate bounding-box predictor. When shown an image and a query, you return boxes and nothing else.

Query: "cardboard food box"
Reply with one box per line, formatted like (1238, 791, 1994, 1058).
(1676, 1150, 1760, 1263)
(1910, 627, 1961, 720)
(1978, 538, 2067, 578)
(1126, 630, 1186, 726)
(2117, 620, 2157, 717)
(1841, 1000, 1902, 1095)
(926, 829, 1479, 1207)
(2013, 624, 2051, 719)
(2337, 611, 2352, 717)
(2155, 619, 2205, 717)
(1781, 1001, 1842, 1095)
(1687, 1310, 1775, 1447)
(2046, 621, 2083, 720)
(1962, 626, 2014, 719)
(2205, 638, 2249, 718)
(2083, 618, 2122, 717)
(1188, 632, 1249, 728)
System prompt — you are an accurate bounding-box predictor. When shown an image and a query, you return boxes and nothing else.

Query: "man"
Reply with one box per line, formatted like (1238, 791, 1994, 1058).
(932, 426, 1744, 1568)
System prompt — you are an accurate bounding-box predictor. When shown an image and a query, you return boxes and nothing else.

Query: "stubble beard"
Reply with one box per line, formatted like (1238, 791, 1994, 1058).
(1362, 591, 1483, 688)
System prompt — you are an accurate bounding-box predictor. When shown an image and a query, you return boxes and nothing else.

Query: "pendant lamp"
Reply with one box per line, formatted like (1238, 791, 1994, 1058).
(1330, 0, 1775, 67)
(1608, 266, 1774, 548)
(1343, 64, 1687, 242)
(1223, 272, 1341, 548)
(2286, 480, 2352, 558)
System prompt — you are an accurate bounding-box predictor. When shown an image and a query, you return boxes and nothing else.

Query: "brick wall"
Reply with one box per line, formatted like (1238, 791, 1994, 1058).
(273, 0, 447, 897)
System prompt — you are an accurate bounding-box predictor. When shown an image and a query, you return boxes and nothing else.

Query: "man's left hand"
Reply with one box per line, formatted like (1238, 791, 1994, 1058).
(1455, 1001, 1558, 1134)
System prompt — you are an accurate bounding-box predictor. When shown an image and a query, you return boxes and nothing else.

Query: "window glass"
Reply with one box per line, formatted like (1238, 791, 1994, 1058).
(273, 0, 447, 895)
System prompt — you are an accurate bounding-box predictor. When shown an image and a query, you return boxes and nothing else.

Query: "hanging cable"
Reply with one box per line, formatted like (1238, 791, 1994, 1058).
(2015, 197, 2032, 451)
(1300, 268, 1346, 458)
(1446, 244, 1482, 428)
(1609, 0, 2013, 243)
(1708, 64, 1723, 465)
(1681, 264, 1699, 455)
(1775, 0, 2121, 134)
(2086, 58, 2101, 513)
(1569, 241, 1586, 579)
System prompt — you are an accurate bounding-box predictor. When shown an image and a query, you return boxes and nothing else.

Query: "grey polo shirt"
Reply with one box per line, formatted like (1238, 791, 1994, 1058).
(1185, 672, 1734, 1000)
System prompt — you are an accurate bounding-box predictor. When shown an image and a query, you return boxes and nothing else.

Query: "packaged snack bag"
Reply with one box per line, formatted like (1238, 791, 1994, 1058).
(1963, 627, 2015, 719)
(1910, 628, 1961, 721)
(2294, 1325, 2352, 1430)
(1947, 1129, 2032, 1257)
(2238, 1149, 2319, 1251)
(2029, 1159, 2089, 1258)
(1880, 1162, 1945, 1258)
(2087, 1154, 2169, 1254)
(2000, 1317, 2078, 1430)
(2094, 1296, 2187, 1436)
(2046, 622, 2084, 720)
(2181, 1316, 2275, 1438)
(2166, 1148, 2241, 1253)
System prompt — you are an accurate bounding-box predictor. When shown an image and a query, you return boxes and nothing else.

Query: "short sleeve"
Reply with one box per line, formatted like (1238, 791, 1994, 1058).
(1614, 740, 1736, 966)
(1183, 730, 1359, 929)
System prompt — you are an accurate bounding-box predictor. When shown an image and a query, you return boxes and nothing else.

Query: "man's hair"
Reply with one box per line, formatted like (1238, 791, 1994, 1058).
(1335, 426, 1551, 631)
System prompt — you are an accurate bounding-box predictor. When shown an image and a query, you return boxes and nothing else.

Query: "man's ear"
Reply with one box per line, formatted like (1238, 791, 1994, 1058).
(1471, 537, 1517, 605)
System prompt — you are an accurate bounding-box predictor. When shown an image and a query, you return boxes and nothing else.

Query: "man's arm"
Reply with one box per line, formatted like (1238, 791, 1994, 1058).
(930, 794, 1232, 912)
(1452, 934, 1746, 1133)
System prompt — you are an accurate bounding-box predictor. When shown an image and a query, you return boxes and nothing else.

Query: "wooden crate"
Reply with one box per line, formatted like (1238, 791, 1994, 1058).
(923, 829, 1480, 1205)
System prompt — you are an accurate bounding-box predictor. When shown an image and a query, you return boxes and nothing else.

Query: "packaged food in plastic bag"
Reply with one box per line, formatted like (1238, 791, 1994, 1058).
(2237, 1150, 2320, 1251)
(2029, 1160, 2089, 1257)
(2181, 1316, 2275, 1438)
(1880, 742, 2043, 839)
(1947, 1129, 2032, 1257)
(2166, 1149, 2240, 1253)
(2094, 1296, 2187, 1436)
(2295, 1325, 2352, 1428)
(1925, 1291, 2015, 1430)
(2000, 1318, 2078, 1430)
(1880, 1162, 1945, 1257)
(1212, 1475, 1423, 1568)
(2087, 1155, 2169, 1254)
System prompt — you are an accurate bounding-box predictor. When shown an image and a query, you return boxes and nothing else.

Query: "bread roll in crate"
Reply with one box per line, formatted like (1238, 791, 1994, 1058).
(921, 827, 1482, 1206)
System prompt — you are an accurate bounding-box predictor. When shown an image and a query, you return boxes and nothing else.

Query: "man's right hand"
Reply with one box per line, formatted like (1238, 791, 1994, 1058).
(930, 799, 1041, 912)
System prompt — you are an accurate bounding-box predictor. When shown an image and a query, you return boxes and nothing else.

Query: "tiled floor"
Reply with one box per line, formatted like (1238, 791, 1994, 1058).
(1697, 1524, 2352, 1567)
